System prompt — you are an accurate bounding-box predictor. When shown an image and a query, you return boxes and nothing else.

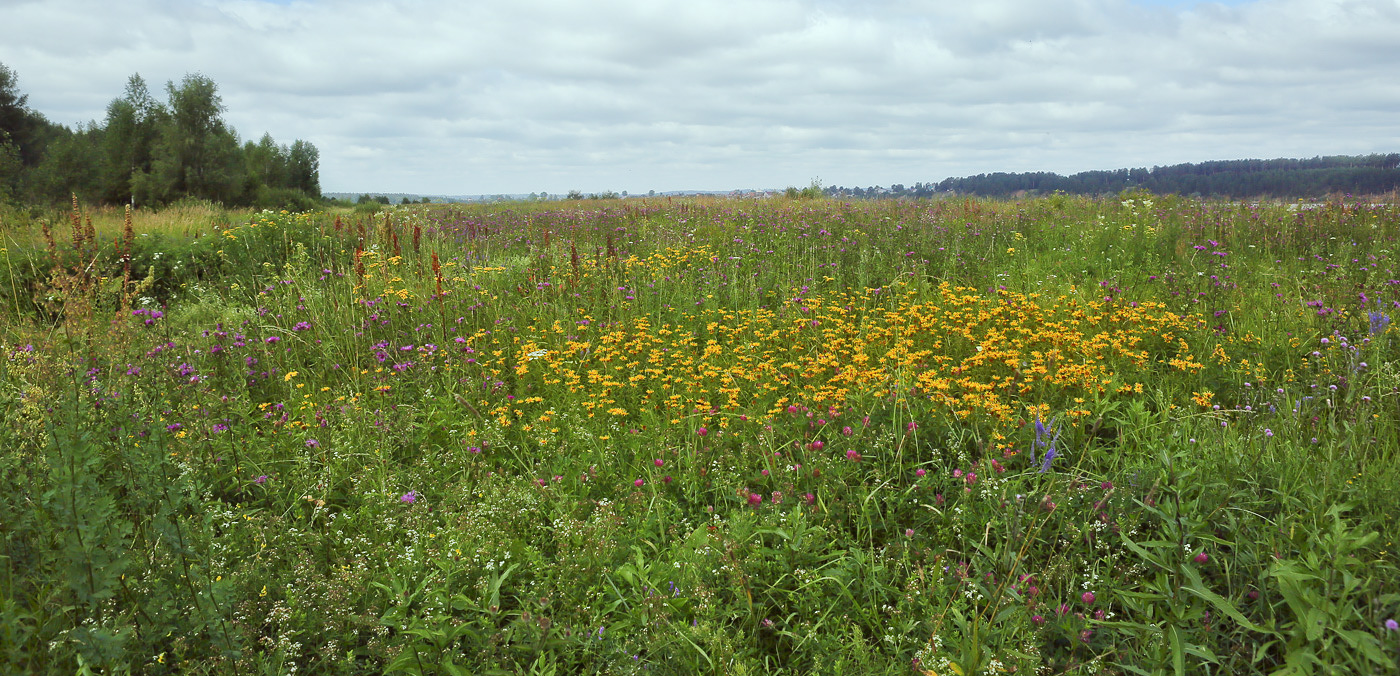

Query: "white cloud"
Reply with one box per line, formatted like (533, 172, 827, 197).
(1, 0, 1395, 194)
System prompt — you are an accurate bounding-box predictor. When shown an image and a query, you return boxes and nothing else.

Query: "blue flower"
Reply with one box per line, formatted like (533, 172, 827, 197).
(1034, 413, 1061, 473)
(1368, 310, 1391, 336)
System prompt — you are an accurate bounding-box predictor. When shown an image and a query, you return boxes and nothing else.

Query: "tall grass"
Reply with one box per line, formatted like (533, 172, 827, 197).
(1, 193, 1397, 674)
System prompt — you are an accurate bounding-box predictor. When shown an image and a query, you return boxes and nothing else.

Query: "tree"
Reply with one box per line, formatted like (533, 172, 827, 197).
(243, 133, 288, 191)
(101, 74, 163, 205)
(0, 131, 20, 203)
(285, 139, 319, 196)
(0, 62, 46, 167)
(142, 73, 244, 205)
(28, 123, 104, 204)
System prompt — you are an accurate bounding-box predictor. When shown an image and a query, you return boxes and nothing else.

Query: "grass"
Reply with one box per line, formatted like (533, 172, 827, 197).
(1, 192, 1398, 675)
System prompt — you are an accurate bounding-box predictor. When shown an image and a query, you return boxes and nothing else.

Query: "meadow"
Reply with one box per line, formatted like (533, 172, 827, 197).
(1, 192, 1398, 675)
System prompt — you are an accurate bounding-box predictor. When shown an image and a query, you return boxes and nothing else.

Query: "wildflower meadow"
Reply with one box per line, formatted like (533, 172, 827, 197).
(2, 192, 1398, 674)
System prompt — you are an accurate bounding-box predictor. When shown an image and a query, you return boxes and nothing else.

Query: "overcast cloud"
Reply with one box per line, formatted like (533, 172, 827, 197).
(2, 0, 1397, 195)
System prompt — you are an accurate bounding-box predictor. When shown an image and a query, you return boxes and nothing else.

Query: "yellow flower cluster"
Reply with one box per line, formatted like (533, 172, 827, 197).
(452, 282, 1203, 431)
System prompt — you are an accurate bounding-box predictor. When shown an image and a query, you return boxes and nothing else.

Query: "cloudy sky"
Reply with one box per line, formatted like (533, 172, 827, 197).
(1, 0, 1397, 195)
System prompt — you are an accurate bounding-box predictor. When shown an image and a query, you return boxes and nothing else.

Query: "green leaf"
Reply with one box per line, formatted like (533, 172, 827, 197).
(1169, 624, 1185, 676)
(1179, 567, 1271, 634)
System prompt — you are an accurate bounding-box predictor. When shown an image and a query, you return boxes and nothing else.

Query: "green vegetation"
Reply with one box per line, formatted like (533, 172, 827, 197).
(826, 155, 1400, 200)
(1, 193, 1399, 674)
(0, 63, 319, 211)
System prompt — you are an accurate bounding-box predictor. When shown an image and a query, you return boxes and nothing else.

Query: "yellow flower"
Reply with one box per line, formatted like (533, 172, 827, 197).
(284, 371, 298, 382)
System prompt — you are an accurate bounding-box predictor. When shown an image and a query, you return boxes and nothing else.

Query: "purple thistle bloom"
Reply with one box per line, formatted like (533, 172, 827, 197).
(305, 438, 319, 448)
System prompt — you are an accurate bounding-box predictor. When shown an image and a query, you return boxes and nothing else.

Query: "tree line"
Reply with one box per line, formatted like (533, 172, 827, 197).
(1, 63, 320, 210)
(822, 154, 1400, 200)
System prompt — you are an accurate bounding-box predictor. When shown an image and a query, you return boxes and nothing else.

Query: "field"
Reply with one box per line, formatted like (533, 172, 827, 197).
(2, 193, 1398, 675)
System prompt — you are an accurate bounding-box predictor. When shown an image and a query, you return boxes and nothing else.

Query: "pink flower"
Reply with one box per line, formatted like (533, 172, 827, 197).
(654, 458, 664, 467)
(953, 469, 963, 478)
(697, 427, 708, 437)
(904, 528, 914, 537)
(748, 493, 763, 507)
(845, 449, 861, 462)
(809, 440, 824, 451)
(1193, 551, 1209, 564)
(400, 491, 418, 504)
(842, 426, 853, 436)
(634, 478, 644, 487)
(1032, 615, 1045, 626)
(1081, 591, 1096, 605)
(915, 468, 926, 478)
(804, 492, 815, 505)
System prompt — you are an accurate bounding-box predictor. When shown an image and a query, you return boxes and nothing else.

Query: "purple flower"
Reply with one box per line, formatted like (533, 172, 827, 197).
(254, 475, 267, 485)
(305, 438, 319, 448)
(1368, 311, 1391, 336)
(265, 336, 280, 344)
(1385, 618, 1399, 631)
(400, 491, 418, 504)
(1035, 413, 1061, 473)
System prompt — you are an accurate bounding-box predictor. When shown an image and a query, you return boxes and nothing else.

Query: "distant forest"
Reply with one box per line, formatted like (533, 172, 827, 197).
(824, 154, 1400, 200)
(1, 62, 319, 210)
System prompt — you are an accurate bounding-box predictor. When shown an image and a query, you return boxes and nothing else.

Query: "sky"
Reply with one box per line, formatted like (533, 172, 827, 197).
(1, 0, 1397, 195)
